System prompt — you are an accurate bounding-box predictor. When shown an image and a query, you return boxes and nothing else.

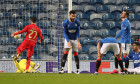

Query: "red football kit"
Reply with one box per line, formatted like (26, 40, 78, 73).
(14, 24, 43, 70)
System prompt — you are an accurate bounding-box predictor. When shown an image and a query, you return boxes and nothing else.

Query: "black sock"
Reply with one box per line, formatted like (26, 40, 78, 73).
(125, 60, 129, 68)
(61, 54, 68, 68)
(74, 56, 79, 69)
(115, 57, 118, 69)
(95, 60, 101, 72)
(118, 60, 124, 72)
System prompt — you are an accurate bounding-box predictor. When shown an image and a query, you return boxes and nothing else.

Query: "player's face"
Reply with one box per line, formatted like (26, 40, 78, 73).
(69, 14, 76, 22)
(133, 44, 139, 51)
(120, 11, 127, 18)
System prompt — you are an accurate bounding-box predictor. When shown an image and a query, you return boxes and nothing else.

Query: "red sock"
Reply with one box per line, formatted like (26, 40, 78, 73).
(118, 58, 122, 61)
(64, 51, 69, 55)
(74, 52, 78, 56)
(97, 58, 101, 61)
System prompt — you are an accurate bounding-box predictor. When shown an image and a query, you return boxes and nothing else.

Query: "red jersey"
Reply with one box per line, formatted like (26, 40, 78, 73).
(14, 24, 43, 45)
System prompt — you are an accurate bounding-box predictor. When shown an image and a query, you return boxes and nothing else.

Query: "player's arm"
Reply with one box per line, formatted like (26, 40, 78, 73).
(123, 53, 132, 62)
(115, 22, 127, 39)
(11, 26, 28, 37)
(76, 19, 81, 49)
(63, 22, 71, 48)
(38, 29, 43, 43)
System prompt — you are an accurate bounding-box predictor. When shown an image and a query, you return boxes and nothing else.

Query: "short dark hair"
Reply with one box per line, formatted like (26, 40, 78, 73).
(133, 42, 140, 46)
(124, 11, 129, 17)
(31, 17, 37, 23)
(69, 10, 76, 14)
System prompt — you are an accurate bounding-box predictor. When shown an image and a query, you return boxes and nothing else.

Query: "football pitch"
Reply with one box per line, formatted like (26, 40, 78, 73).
(0, 73, 140, 84)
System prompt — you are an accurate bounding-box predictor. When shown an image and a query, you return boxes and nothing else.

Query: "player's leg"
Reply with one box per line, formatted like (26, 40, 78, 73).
(111, 57, 119, 74)
(113, 43, 125, 75)
(16, 43, 26, 60)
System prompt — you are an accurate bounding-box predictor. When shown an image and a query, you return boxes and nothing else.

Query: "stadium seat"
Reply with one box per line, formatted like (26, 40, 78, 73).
(109, 22, 121, 30)
(83, 5, 96, 13)
(80, 30, 90, 37)
(79, 54, 89, 60)
(115, 14, 121, 21)
(77, 0, 90, 5)
(135, 23, 140, 30)
(116, 0, 129, 6)
(0, 37, 9, 45)
(39, 0, 50, 4)
(83, 38, 97, 46)
(77, 13, 89, 21)
(0, 5, 6, 12)
(49, 29, 57, 37)
(27, 0, 38, 4)
(72, 0, 78, 5)
(92, 37, 102, 42)
(89, 54, 97, 60)
(90, 14, 102, 21)
(102, 13, 115, 22)
(123, 6, 135, 13)
(73, 5, 84, 12)
(79, 46, 88, 54)
(109, 6, 122, 13)
(129, 0, 140, 6)
(96, 22, 109, 29)
(42, 29, 50, 36)
(128, 14, 140, 21)
(0, 0, 13, 4)
(135, 6, 140, 13)
(14, 0, 26, 4)
(102, 29, 116, 37)
(103, 0, 116, 5)
(43, 38, 53, 45)
(38, 13, 48, 20)
(0, 21, 3, 28)
(88, 46, 97, 55)
(28, 4, 40, 12)
(90, 30, 102, 37)
(44, 5, 58, 12)
(5, 4, 18, 12)
(130, 22, 136, 30)
(47, 45, 58, 55)
(91, 0, 103, 5)
(83, 22, 96, 29)
(96, 5, 109, 13)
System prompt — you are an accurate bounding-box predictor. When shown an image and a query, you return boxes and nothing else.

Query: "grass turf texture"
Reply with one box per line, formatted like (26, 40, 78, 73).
(0, 73, 140, 84)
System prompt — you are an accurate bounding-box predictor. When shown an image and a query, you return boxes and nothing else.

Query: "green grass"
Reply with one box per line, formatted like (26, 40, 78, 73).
(0, 73, 140, 84)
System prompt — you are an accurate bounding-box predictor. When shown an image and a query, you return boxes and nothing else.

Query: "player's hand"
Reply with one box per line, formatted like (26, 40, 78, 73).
(77, 42, 82, 50)
(39, 40, 41, 43)
(67, 42, 72, 48)
(11, 34, 14, 37)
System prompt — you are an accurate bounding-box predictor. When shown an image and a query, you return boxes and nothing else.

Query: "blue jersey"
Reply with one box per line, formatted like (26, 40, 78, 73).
(101, 37, 119, 44)
(115, 18, 131, 43)
(123, 51, 140, 68)
(63, 18, 80, 42)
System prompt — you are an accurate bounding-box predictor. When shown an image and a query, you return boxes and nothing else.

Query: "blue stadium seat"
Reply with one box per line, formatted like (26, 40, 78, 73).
(88, 46, 97, 55)
(102, 13, 115, 22)
(79, 54, 89, 60)
(129, 0, 140, 6)
(116, 0, 129, 6)
(96, 22, 109, 29)
(72, 0, 78, 5)
(109, 6, 122, 13)
(83, 38, 97, 46)
(84, 5, 96, 13)
(43, 38, 53, 45)
(135, 6, 140, 13)
(80, 37, 87, 45)
(44, 5, 58, 12)
(0, 5, 6, 12)
(42, 29, 50, 36)
(103, 0, 116, 5)
(60, 4, 68, 11)
(128, 14, 140, 21)
(90, 14, 102, 21)
(28, 4, 40, 12)
(14, 0, 26, 4)
(102, 29, 116, 37)
(0, 0, 13, 4)
(91, 0, 103, 5)
(0, 21, 3, 28)
(47, 45, 58, 55)
(10, 12, 20, 19)
(131, 22, 136, 30)
(73, 5, 84, 12)
(7, 45, 17, 54)
(123, 6, 135, 13)
(27, 0, 38, 4)
(39, 0, 50, 4)
(92, 37, 102, 42)
(78, 0, 90, 5)
(90, 30, 102, 37)
(135, 23, 140, 30)
(96, 5, 109, 13)
(109, 22, 121, 30)
(80, 30, 90, 37)
(115, 13, 121, 21)
(89, 54, 97, 60)
(83, 22, 96, 29)
(6, 4, 18, 12)
(38, 13, 48, 20)
(79, 46, 88, 54)
(77, 13, 89, 21)
(49, 29, 57, 37)
(0, 37, 9, 45)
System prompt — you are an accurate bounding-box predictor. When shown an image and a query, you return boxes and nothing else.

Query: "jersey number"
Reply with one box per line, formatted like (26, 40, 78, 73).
(28, 29, 37, 39)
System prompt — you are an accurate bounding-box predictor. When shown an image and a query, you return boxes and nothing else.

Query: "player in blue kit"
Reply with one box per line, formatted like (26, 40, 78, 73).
(59, 10, 81, 74)
(111, 11, 131, 74)
(94, 37, 125, 75)
(123, 42, 140, 74)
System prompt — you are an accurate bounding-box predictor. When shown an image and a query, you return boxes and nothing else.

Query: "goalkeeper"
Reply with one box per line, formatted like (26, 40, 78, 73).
(12, 55, 40, 73)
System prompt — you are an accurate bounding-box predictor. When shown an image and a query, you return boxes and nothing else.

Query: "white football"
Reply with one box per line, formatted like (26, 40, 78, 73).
(14, 34, 21, 39)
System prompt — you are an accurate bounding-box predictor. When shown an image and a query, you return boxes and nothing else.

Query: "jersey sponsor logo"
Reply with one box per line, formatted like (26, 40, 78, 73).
(68, 29, 76, 33)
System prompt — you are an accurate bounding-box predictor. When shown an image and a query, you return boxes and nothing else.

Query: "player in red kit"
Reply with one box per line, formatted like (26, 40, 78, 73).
(11, 17, 43, 72)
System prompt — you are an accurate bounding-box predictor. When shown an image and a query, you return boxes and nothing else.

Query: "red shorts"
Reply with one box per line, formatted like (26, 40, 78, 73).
(17, 42, 35, 57)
